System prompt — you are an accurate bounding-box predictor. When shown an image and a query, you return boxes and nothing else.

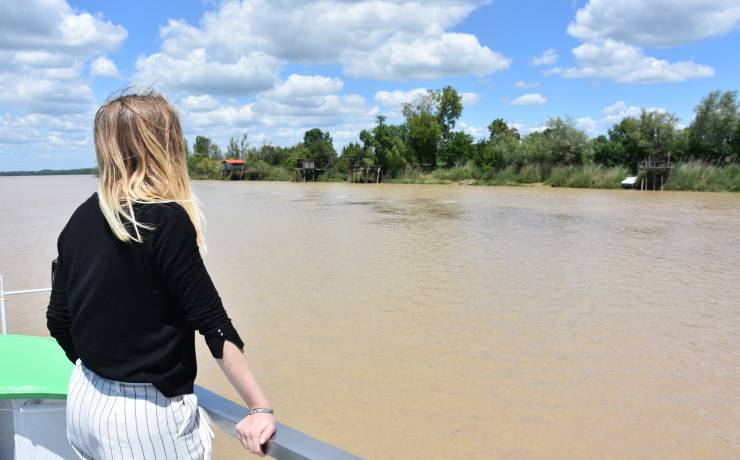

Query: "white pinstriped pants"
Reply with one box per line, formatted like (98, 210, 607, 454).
(66, 359, 214, 459)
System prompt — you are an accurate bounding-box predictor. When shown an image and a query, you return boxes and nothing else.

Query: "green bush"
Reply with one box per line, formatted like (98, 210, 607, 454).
(547, 165, 629, 188)
(664, 162, 740, 192)
(187, 155, 222, 179)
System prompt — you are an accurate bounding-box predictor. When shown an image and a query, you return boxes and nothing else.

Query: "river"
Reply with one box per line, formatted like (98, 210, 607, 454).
(1, 175, 739, 459)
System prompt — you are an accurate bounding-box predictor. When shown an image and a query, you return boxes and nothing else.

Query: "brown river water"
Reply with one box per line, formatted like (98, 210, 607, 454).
(1, 175, 739, 459)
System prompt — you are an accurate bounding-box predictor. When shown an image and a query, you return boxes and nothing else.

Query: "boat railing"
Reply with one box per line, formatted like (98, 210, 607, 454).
(0, 272, 362, 460)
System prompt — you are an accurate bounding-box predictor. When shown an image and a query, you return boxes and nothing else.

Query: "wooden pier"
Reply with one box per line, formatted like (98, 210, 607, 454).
(637, 159, 673, 191)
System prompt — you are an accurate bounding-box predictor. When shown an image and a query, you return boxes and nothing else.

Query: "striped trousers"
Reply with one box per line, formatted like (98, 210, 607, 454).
(66, 359, 214, 459)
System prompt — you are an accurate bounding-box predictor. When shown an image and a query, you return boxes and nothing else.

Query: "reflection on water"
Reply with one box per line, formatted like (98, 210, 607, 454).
(1, 175, 740, 459)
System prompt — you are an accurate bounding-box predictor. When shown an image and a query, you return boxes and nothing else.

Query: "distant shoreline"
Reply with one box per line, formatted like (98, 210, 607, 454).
(0, 168, 97, 176)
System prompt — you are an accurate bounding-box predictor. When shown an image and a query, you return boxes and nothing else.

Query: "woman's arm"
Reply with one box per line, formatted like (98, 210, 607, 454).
(217, 341, 276, 456)
(149, 204, 276, 455)
(46, 230, 79, 363)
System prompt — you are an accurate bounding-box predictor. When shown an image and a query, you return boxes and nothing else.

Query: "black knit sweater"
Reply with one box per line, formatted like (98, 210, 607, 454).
(46, 192, 244, 397)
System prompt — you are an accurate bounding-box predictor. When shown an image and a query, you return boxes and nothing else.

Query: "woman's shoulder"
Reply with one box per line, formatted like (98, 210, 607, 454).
(137, 199, 190, 223)
(62, 191, 100, 230)
(135, 200, 195, 241)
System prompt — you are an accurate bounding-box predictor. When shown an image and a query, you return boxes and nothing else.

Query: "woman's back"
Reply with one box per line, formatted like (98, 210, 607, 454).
(46, 89, 274, 458)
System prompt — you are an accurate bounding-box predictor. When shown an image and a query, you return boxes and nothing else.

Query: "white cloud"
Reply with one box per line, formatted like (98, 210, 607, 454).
(548, 39, 714, 84)
(555, 0, 731, 85)
(90, 56, 119, 78)
(374, 87, 481, 118)
(176, 74, 378, 147)
(458, 121, 488, 139)
(530, 48, 558, 66)
(375, 88, 429, 109)
(11, 51, 74, 67)
(0, 0, 126, 55)
(514, 80, 539, 89)
(0, 73, 95, 114)
(270, 74, 343, 99)
(0, 112, 89, 150)
(575, 100, 668, 134)
(0, 0, 125, 120)
(135, 48, 281, 95)
(343, 32, 511, 80)
(180, 95, 221, 112)
(134, 0, 509, 89)
(509, 93, 547, 106)
(461, 92, 481, 107)
(568, 0, 740, 47)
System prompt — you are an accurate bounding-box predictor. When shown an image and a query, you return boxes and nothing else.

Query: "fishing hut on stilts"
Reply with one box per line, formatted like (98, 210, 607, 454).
(221, 159, 246, 180)
(637, 157, 673, 191)
(295, 159, 324, 182)
(347, 156, 382, 183)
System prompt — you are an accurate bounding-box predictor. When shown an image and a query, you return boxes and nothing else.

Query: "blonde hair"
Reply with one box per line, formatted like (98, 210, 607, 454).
(93, 87, 208, 255)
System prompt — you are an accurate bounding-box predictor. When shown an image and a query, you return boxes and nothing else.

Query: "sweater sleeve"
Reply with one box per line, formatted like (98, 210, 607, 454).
(46, 228, 79, 363)
(150, 203, 245, 358)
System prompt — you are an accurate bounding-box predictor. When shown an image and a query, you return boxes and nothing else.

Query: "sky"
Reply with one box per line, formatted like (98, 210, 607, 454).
(1, 0, 739, 171)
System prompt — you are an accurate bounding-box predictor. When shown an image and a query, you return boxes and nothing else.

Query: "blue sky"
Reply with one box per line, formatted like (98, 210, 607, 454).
(1, 0, 739, 171)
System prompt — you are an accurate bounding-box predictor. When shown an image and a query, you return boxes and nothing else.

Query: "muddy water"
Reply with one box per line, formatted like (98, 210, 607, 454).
(1, 175, 739, 459)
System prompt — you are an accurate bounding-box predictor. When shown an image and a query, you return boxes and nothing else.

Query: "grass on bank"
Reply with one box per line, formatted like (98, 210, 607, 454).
(385, 162, 740, 191)
(189, 157, 740, 192)
(662, 162, 740, 192)
(384, 163, 630, 189)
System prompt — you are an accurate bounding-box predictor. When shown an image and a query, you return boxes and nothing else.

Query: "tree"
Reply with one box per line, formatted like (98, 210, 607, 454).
(608, 117, 642, 168)
(689, 90, 739, 164)
(433, 86, 463, 142)
(226, 136, 241, 159)
(402, 94, 441, 167)
(193, 136, 212, 156)
(519, 131, 550, 168)
(637, 109, 679, 161)
(732, 123, 740, 163)
(360, 116, 412, 175)
(605, 109, 679, 170)
(487, 118, 520, 142)
(208, 143, 223, 160)
(336, 142, 365, 173)
(239, 134, 249, 158)
(248, 143, 290, 166)
(402, 93, 437, 119)
(592, 135, 623, 167)
(302, 128, 337, 166)
(283, 143, 312, 168)
(407, 112, 440, 167)
(541, 117, 592, 165)
(183, 137, 191, 158)
(438, 131, 474, 168)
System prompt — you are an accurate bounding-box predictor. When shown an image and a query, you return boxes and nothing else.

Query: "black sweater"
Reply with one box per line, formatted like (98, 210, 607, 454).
(46, 192, 244, 397)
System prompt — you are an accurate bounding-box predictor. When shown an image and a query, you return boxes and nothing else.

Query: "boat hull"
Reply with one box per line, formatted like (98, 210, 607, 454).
(0, 398, 77, 459)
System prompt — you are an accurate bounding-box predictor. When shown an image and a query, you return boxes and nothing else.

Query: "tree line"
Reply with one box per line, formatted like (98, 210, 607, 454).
(186, 87, 740, 182)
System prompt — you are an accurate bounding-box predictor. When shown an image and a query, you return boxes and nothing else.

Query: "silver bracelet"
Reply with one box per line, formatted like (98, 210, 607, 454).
(249, 407, 273, 415)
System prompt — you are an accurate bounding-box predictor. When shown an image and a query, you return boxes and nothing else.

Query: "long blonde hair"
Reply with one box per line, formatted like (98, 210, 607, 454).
(93, 87, 207, 255)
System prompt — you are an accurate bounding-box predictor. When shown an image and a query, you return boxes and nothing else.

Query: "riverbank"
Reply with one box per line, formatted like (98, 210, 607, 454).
(3, 161, 737, 192)
(197, 161, 740, 192)
(387, 162, 740, 192)
(0, 167, 96, 176)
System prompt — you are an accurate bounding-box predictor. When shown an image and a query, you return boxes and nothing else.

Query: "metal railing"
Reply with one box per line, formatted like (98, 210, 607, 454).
(0, 271, 362, 460)
(195, 385, 361, 460)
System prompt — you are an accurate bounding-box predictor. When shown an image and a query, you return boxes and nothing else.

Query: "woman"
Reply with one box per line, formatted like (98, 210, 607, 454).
(46, 89, 276, 459)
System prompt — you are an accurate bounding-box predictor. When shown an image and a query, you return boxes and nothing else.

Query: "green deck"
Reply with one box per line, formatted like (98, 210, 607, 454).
(0, 335, 73, 399)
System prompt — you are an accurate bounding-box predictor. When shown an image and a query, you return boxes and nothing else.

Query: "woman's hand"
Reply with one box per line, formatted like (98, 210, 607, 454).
(236, 412, 276, 457)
